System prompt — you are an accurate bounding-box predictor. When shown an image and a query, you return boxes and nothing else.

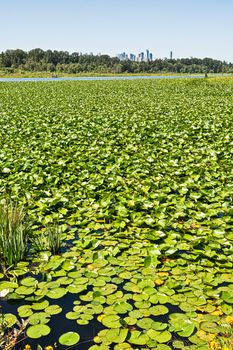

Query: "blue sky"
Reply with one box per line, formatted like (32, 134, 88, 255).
(1, 0, 233, 61)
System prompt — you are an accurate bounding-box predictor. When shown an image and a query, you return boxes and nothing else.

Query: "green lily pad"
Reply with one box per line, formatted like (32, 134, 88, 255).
(105, 328, 128, 343)
(149, 305, 169, 316)
(124, 316, 137, 325)
(45, 304, 62, 315)
(221, 291, 233, 304)
(17, 305, 33, 317)
(27, 324, 51, 338)
(128, 330, 149, 345)
(155, 331, 172, 343)
(59, 331, 80, 346)
(28, 312, 50, 325)
(2, 313, 18, 327)
(15, 286, 35, 295)
(114, 343, 133, 350)
(47, 287, 67, 299)
(31, 300, 49, 310)
(113, 301, 133, 314)
(137, 318, 154, 329)
(21, 277, 38, 287)
(66, 311, 80, 320)
(102, 314, 122, 328)
(67, 284, 87, 294)
(76, 319, 90, 325)
(89, 345, 110, 350)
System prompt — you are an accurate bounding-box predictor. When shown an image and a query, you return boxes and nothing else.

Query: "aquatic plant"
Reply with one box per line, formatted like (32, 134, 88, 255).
(0, 78, 233, 348)
(0, 201, 31, 267)
(33, 224, 63, 255)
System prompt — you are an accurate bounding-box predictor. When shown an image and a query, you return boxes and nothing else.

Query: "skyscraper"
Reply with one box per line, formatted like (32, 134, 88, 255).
(130, 53, 136, 61)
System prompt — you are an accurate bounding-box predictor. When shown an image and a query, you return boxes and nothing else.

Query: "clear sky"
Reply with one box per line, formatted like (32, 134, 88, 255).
(1, 0, 233, 62)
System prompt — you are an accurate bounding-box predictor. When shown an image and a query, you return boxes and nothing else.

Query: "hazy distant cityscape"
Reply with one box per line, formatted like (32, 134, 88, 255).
(117, 49, 153, 62)
(116, 50, 173, 62)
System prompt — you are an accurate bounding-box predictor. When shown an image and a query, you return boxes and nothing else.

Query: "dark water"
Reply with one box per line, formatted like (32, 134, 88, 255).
(0, 75, 204, 82)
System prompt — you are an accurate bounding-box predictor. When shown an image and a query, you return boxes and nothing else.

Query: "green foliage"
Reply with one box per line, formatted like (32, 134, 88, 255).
(0, 200, 31, 266)
(0, 78, 233, 348)
(0, 48, 233, 74)
(33, 224, 63, 255)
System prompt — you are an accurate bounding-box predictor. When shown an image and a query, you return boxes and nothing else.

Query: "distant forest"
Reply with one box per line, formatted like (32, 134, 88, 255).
(1, 48, 233, 74)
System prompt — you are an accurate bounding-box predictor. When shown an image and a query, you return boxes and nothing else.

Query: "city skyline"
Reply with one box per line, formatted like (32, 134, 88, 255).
(117, 49, 153, 62)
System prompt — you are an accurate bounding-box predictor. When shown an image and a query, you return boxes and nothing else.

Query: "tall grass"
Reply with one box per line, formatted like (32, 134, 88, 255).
(0, 200, 31, 266)
(33, 224, 63, 255)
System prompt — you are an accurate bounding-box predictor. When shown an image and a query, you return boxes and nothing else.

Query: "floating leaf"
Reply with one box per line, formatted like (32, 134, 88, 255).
(47, 287, 67, 299)
(102, 314, 122, 328)
(59, 331, 80, 346)
(27, 324, 50, 338)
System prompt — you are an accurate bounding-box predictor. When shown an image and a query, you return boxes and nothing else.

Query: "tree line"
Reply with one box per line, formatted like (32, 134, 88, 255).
(0, 48, 232, 74)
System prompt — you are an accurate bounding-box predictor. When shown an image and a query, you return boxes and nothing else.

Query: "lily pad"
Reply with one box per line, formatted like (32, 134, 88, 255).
(45, 304, 62, 315)
(2, 313, 18, 327)
(27, 324, 51, 338)
(128, 330, 149, 345)
(59, 331, 80, 346)
(47, 287, 67, 299)
(102, 314, 122, 328)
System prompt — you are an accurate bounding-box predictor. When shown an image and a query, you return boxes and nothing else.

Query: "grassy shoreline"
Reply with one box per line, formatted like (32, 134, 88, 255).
(0, 71, 212, 78)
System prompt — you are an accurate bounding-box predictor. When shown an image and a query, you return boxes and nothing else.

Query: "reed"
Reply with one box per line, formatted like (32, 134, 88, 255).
(33, 224, 63, 255)
(0, 200, 31, 266)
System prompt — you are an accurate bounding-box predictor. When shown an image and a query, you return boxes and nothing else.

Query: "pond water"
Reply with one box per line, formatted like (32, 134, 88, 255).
(0, 75, 204, 82)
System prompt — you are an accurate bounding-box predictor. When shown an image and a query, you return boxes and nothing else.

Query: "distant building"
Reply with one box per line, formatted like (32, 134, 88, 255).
(117, 50, 153, 62)
(170, 51, 173, 60)
(137, 52, 144, 62)
(117, 52, 128, 61)
(129, 53, 136, 61)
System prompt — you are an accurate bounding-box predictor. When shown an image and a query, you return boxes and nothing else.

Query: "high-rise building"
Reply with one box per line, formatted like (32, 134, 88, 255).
(130, 53, 136, 61)
(117, 50, 153, 62)
(170, 51, 173, 60)
(138, 52, 144, 62)
(117, 52, 128, 61)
